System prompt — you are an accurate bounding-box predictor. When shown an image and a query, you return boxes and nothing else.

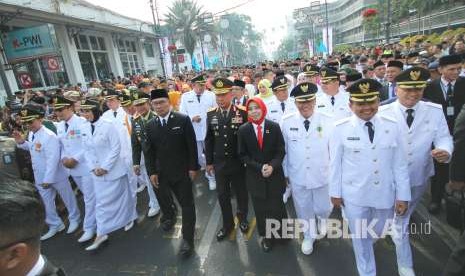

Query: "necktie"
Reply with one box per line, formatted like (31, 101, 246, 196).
(304, 120, 310, 132)
(65, 123, 69, 132)
(222, 110, 228, 119)
(391, 83, 396, 98)
(91, 124, 95, 134)
(281, 102, 285, 112)
(113, 111, 117, 118)
(236, 99, 241, 105)
(196, 94, 201, 103)
(447, 83, 453, 99)
(331, 96, 335, 106)
(257, 125, 263, 150)
(162, 118, 167, 127)
(32, 134, 35, 141)
(406, 109, 414, 128)
(365, 121, 374, 143)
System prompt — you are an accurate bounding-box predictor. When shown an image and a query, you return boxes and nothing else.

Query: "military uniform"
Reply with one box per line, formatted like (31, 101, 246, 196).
(329, 79, 411, 276)
(205, 78, 249, 240)
(379, 68, 453, 274)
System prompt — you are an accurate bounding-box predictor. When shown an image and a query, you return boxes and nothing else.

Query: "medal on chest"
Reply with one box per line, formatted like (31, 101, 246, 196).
(34, 142, 42, 152)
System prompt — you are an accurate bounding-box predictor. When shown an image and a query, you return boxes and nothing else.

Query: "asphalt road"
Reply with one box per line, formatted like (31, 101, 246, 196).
(42, 174, 451, 276)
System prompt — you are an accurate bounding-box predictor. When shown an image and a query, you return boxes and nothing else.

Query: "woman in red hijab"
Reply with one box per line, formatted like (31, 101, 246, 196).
(237, 97, 287, 252)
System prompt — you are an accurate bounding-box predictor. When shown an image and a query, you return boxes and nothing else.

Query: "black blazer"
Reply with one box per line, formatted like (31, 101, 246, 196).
(379, 84, 390, 102)
(237, 119, 286, 199)
(450, 104, 465, 182)
(423, 77, 465, 132)
(145, 111, 199, 180)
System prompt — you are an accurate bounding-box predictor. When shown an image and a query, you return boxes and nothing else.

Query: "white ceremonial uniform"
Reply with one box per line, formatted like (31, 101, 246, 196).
(315, 91, 352, 121)
(56, 114, 96, 233)
(17, 126, 80, 229)
(266, 97, 297, 124)
(179, 90, 217, 183)
(281, 111, 334, 241)
(379, 100, 453, 270)
(329, 114, 411, 276)
(82, 118, 137, 236)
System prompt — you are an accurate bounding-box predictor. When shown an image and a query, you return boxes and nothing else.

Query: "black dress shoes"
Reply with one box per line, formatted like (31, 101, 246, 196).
(216, 228, 232, 241)
(261, 238, 272, 253)
(239, 221, 249, 233)
(179, 239, 194, 257)
(161, 218, 176, 231)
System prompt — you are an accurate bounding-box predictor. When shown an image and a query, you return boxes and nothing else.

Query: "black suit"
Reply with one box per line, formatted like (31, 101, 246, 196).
(237, 119, 287, 237)
(145, 111, 199, 242)
(205, 105, 248, 230)
(379, 84, 390, 102)
(443, 105, 465, 276)
(424, 77, 465, 205)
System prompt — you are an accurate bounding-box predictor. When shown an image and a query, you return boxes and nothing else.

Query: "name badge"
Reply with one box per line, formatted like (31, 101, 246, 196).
(290, 127, 299, 131)
(270, 110, 278, 113)
(172, 126, 181, 130)
(347, 137, 360, 141)
(188, 100, 194, 103)
(447, 106, 454, 116)
(318, 105, 325, 108)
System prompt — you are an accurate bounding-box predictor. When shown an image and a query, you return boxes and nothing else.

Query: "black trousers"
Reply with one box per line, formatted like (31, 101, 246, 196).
(157, 175, 196, 242)
(443, 231, 465, 276)
(215, 167, 248, 230)
(251, 186, 287, 237)
(431, 161, 449, 204)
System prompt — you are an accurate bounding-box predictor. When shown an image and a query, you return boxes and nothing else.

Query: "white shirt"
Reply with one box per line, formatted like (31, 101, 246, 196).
(158, 111, 171, 125)
(440, 77, 457, 100)
(252, 121, 265, 138)
(26, 255, 45, 276)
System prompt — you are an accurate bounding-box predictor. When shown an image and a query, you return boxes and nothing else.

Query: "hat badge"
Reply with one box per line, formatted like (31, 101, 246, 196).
(279, 78, 285, 84)
(359, 83, 370, 94)
(321, 70, 327, 77)
(81, 99, 86, 105)
(133, 93, 139, 100)
(301, 84, 309, 93)
(21, 109, 28, 117)
(410, 70, 421, 81)
(216, 80, 224, 88)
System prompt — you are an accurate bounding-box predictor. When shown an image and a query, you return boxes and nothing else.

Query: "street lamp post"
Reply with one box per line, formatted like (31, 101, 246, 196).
(324, 0, 329, 54)
(150, 0, 166, 77)
(386, 0, 391, 44)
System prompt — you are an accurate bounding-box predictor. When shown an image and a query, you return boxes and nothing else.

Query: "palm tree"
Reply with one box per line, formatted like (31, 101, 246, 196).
(165, 0, 218, 60)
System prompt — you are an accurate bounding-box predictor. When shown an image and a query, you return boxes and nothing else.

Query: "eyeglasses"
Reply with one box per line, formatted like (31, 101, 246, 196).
(0, 236, 36, 251)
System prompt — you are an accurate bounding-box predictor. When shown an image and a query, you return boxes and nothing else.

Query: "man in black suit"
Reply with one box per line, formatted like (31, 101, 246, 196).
(237, 97, 287, 252)
(0, 180, 66, 276)
(205, 78, 249, 241)
(443, 104, 465, 276)
(231, 79, 248, 106)
(424, 54, 465, 214)
(145, 88, 199, 257)
(379, 60, 404, 101)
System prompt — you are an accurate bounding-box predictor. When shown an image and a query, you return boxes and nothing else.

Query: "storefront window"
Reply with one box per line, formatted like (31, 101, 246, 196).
(76, 34, 111, 82)
(78, 52, 96, 82)
(13, 56, 69, 89)
(118, 39, 141, 76)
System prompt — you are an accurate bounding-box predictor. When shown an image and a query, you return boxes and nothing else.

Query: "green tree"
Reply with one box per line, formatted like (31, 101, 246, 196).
(273, 36, 296, 60)
(165, 0, 218, 59)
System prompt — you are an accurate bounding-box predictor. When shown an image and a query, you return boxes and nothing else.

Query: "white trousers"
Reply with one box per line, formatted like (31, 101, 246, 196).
(72, 175, 96, 232)
(36, 179, 80, 229)
(197, 140, 215, 183)
(393, 184, 428, 268)
(343, 202, 394, 276)
(140, 155, 159, 209)
(291, 184, 331, 240)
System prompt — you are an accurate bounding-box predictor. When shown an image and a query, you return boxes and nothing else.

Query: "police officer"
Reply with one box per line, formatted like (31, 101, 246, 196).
(281, 82, 334, 255)
(13, 104, 80, 241)
(266, 75, 297, 124)
(329, 79, 411, 276)
(379, 67, 453, 276)
(130, 90, 162, 218)
(179, 74, 217, 190)
(53, 95, 97, 243)
(205, 78, 249, 241)
(316, 67, 351, 121)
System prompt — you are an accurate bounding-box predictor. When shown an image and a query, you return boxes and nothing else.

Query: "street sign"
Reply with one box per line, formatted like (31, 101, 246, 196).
(46, 56, 60, 72)
(18, 73, 33, 88)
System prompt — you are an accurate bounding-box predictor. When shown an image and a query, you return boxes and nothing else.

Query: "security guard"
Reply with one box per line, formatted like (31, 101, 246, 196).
(179, 74, 217, 190)
(205, 78, 249, 241)
(329, 79, 411, 276)
(281, 82, 334, 255)
(13, 104, 80, 241)
(266, 75, 297, 124)
(316, 67, 351, 121)
(53, 95, 96, 243)
(379, 67, 453, 276)
(130, 90, 162, 218)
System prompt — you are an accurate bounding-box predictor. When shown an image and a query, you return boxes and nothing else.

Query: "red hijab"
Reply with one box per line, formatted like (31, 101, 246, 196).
(246, 97, 267, 125)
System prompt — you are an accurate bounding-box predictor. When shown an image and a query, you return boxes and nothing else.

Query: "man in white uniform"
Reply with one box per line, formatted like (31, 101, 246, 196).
(53, 95, 97, 243)
(266, 75, 297, 124)
(379, 67, 453, 276)
(13, 105, 80, 241)
(179, 74, 217, 190)
(281, 82, 333, 255)
(299, 63, 323, 94)
(329, 79, 411, 276)
(316, 67, 352, 121)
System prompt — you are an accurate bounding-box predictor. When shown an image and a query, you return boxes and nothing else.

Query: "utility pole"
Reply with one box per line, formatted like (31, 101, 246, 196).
(150, 0, 166, 77)
(386, 0, 391, 44)
(324, 0, 329, 55)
